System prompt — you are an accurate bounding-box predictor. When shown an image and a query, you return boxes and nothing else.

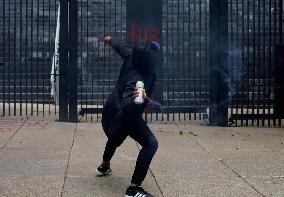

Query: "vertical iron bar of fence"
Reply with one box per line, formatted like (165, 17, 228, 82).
(80, 0, 83, 114)
(41, 0, 44, 116)
(69, 0, 78, 122)
(48, 0, 51, 115)
(177, 0, 180, 121)
(246, 0, 250, 126)
(115, 0, 118, 75)
(31, 0, 34, 116)
(172, 0, 174, 121)
(36, 0, 39, 116)
(96, 2, 100, 122)
(91, 0, 94, 122)
(25, 0, 28, 116)
(114, 0, 117, 78)
(59, 0, 69, 121)
(229, 0, 233, 122)
(193, 0, 197, 120)
(188, 0, 192, 120)
(42, 0, 45, 116)
(274, 44, 284, 125)
(8, 0, 11, 116)
(20, 0, 23, 116)
(13, 0, 17, 116)
(84, 0, 89, 121)
(280, 0, 283, 45)
(234, 0, 237, 123)
(273, 0, 277, 126)
(262, 0, 266, 126)
(257, 0, 261, 126)
(2, 0, 5, 116)
(120, 0, 123, 40)
(166, 0, 170, 121)
(183, 0, 186, 120)
(279, 0, 283, 126)
(198, 0, 202, 120)
(54, 0, 58, 115)
(268, 0, 272, 126)
(108, 1, 111, 122)
(209, 0, 229, 126)
(205, 0, 209, 120)
(107, 0, 110, 122)
(148, 1, 153, 122)
(235, 0, 240, 127)
(252, 0, 256, 126)
(103, 0, 106, 118)
(241, 0, 245, 126)
(160, 1, 164, 122)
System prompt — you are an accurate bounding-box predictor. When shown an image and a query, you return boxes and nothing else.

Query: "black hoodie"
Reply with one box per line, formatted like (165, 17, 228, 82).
(102, 40, 157, 131)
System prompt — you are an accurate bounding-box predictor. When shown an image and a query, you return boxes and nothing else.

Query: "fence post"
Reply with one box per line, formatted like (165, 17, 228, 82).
(280, 0, 283, 45)
(69, 0, 78, 122)
(209, 0, 229, 126)
(274, 45, 284, 121)
(59, 0, 69, 121)
(126, 0, 163, 103)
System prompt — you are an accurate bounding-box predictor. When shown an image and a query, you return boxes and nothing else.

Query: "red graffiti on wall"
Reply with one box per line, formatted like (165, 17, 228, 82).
(130, 24, 160, 48)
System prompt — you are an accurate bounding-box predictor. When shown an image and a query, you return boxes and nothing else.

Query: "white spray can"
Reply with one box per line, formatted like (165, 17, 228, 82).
(134, 81, 144, 104)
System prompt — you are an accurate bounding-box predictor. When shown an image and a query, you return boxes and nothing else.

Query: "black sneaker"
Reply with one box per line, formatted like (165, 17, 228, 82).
(95, 163, 112, 176)
(125, 186, 155, 197)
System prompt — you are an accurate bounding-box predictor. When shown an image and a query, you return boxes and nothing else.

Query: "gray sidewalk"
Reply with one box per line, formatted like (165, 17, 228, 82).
(0, 117, 283, 197)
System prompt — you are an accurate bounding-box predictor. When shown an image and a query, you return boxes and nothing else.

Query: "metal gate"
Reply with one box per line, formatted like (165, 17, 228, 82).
(0, 0, 59, 117)
(77, 0, 127, 122)
(228, 0, 284, 126)
(1, 0, 283, 127)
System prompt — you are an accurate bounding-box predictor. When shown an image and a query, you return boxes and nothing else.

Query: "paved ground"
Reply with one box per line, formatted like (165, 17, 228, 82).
(0, 116, 283, 197)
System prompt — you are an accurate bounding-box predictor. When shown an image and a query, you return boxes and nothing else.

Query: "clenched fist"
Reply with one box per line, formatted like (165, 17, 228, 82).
(104, 36, 112, 45)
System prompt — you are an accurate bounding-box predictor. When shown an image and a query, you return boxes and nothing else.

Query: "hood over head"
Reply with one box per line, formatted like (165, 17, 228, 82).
(132, 40, 160, 75)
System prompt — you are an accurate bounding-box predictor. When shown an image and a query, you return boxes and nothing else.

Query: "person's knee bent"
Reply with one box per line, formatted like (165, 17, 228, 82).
(106, 126, 125, 148)
(148, 136, 158, 153)
(107, 137, 124, 148)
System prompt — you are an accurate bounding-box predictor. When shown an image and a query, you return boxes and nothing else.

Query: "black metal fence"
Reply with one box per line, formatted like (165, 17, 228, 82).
(228, 0, 284, 126)
(0, 0, 283, 127)
(77, 0, 127, 122)
(0, 0, 59, 117)
(162, 0, 209, 121)
(77, 0, 210, 122)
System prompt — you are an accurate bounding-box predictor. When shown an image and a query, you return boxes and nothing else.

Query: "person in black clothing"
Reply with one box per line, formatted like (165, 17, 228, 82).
(96, 36, 160, 197)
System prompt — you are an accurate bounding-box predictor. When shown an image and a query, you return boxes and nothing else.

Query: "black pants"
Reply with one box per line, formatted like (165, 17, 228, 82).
(102, 117, 158, 186)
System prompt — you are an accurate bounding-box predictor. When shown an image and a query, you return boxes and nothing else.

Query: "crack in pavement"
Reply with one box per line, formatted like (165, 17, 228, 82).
(60, 123, 78, 197)
(181, 130, 266, 197)
(0, 117, 29, 152)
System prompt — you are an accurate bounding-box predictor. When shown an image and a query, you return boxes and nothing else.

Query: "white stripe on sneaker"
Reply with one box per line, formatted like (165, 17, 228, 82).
(125, 191, 147, 197)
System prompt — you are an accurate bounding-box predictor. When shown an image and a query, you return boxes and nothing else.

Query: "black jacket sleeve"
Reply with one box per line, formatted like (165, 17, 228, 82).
(111, 40, 132, 60)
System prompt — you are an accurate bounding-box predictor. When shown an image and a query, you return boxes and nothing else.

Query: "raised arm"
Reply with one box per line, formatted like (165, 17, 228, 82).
(104, 36, 132, 60)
